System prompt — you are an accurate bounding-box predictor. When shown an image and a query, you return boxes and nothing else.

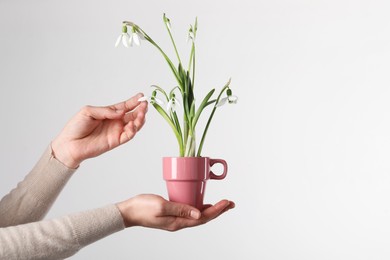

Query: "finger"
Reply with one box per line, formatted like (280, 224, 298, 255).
(213, 201, 235, 218)
(163, 201, 201, 220)
(201, 204, 213, 211)
(119, 108, 148, 145)
(111, 93, 144, 112)
(82, 106, 125, 120)
(119, 121, 138, 144)
(171, 200, 233, 230)
(134, 106, 147, 131)
(123, 103, 147, 135)
(123, 102, 148, 124)
(200, 200, 231, 221)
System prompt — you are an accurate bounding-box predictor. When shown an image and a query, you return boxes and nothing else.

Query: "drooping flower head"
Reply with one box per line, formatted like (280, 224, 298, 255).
(115, 25, 131, 48)
(216, 88, 238, 107)
(138, 90, 164, 106)
(115, 21, 145, 48)
(167, 93, 181, 112)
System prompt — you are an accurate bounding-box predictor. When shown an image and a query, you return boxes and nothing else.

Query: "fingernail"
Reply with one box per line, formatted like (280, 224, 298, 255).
(190, 210, 201, 219)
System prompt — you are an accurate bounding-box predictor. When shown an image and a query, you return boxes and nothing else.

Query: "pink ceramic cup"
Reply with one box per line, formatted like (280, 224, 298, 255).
(163, 157, 228, 210)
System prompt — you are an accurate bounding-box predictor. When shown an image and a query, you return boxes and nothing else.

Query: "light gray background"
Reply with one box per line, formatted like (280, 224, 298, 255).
(1, 0, 390, 259)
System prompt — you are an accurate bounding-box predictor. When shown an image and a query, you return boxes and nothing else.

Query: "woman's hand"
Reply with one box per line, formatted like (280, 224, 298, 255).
(116, 194, 235, 231)
(52, 93, 148, 168)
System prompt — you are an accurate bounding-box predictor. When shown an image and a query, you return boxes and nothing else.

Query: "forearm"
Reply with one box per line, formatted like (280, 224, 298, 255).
(0, 145, 76, 227)
(0, 204, 125, 260)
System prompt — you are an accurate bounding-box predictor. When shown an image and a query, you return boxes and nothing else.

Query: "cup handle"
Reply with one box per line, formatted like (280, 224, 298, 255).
(209, 159, 228, 180)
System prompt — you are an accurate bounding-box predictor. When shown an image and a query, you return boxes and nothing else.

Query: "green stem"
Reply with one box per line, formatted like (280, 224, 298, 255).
(152, 85, 169, 101)
(185, 130, 196, 156)
(153, 103, 184, 156)
(183, 110, 189, 153)
(192, 46, 196, 90)
(191, 88, 215, 129)
(188, 42, 195, 72)
(139, 28, 183, 89)
(197, 107, 216, 157)
(197, 83, 230, 157)
(187, 41, 196, 90)
(164, 21, 182, 65)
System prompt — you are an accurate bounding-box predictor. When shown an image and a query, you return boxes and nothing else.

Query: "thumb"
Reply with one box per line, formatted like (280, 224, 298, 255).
(164, 202, 201, 220)
(82, 106, 124, 120)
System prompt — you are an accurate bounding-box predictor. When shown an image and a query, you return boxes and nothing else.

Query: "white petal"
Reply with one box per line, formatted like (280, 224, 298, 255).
(115, 35, 122, 47)
(172, 98, 181, 108)
(133, 33, 140, 46)
(188, 32, 194, 42)
(173, 99, 181, 107)
(228, 95, 238, 104)
(122, 33, 130, 48)
(150, 97, 164, 106)
(138, 96, 149, 102)
(128, 34, 134, 47)
(171, 103, 178, 112)
(154, 98, 164, 106)
(166, 99, 173, 111)
(216, 97, 228, 107)
(138, 32, 145, 40)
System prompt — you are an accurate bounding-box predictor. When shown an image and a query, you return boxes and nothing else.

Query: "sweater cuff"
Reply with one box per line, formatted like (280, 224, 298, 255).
(69, 204, 125, 247)
(26, 145, 77, 204)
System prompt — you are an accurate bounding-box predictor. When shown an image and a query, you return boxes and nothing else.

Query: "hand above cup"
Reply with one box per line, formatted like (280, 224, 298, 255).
(52, 93, 148, 168)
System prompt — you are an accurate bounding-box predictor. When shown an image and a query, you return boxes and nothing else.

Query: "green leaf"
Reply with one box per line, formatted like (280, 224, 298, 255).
(191, 88, 215, 129)
(153, 103, 184, 156)
(206, 99, 217, 107)
(190, 101, 195, 117)
(172, 111, 183, 139)
(183, 92, 190, 116)
(186, 71, 194, 105)
(188, 101, 195, 128)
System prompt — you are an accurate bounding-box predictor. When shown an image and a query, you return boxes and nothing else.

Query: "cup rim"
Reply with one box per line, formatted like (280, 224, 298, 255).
(162, 156, 211, 159)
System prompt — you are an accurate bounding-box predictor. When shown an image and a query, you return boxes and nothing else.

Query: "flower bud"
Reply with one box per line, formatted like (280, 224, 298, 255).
(227, 88, 232, 96)
(122, 25, 128, 33)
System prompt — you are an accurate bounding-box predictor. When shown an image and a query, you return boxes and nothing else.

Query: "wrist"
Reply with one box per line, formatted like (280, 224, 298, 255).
(51, 139, 81, 169)
(116, 199, 136, 228)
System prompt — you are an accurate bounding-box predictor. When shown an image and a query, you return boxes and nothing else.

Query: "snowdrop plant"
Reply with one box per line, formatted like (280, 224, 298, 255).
(116, 14, 237, 157)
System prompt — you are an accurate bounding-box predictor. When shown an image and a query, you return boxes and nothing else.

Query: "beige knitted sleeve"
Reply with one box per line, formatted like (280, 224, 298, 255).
(0, 146, 126, 259)
(0, 145, 76, 227)
(0, 204, 125, 259)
